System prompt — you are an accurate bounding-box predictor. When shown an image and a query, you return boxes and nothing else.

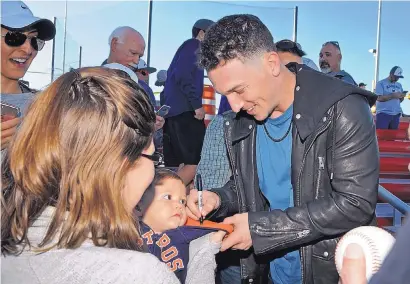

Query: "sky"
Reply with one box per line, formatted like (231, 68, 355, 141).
(24, 0, 410, 113)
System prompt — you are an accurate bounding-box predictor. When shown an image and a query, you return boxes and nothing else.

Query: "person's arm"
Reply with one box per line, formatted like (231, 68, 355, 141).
(1, 117, 21, 150)
(375, 82, 404, 102)
(185, 232, 224, 284)
(249, 94, 379, 255)
(196, 115, 231, 189)
(174, 41, 203, 111)
(208, 178, 240, 221)
(377, 93, 404, 102)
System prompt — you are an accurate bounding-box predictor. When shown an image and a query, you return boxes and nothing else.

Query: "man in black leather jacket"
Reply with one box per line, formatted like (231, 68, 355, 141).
(186, 14, 379, 284)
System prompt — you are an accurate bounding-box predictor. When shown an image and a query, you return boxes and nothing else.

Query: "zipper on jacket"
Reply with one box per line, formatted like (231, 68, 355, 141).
(259, 229, 311, 254)
(315, 157, 325, 199)
(224, 121, 248, 280)
(224, 121, 243, 213)
(296, 112, 333, 284)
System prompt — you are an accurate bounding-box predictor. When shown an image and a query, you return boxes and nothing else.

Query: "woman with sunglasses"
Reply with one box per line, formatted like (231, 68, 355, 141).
(1, 1, 55, 150)
(1, 67, 224, 283)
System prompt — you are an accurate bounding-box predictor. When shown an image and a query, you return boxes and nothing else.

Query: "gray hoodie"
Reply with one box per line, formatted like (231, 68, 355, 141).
(1, 206, 220, 284)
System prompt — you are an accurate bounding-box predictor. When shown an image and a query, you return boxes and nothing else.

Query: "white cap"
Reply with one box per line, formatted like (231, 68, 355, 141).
(103, 63, 139, 83)
(136, 59, 157, 74)
(155, 70, 167, 86)
(1, 1, 56, 41)
(302, 57, 320, 71)
(390, 66, 404, 78)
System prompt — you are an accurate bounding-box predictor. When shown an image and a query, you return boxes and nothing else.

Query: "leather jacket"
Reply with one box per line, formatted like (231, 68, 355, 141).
(209, 64, 380, 284)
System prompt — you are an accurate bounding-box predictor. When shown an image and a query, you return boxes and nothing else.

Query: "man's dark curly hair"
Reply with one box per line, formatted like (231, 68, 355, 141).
(199, 14, 276, 71)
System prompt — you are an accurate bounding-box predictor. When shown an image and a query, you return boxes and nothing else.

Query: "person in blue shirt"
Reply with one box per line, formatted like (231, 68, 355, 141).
(375, 66, 406, 129)
(319, 41, 357, 85)
(133, 59, 166, 149)
(133, 58, 158, 107)
(162, 19, 214, 186)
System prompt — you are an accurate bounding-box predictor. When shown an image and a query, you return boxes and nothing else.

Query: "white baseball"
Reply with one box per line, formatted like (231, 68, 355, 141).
(335, 226, 395, 281)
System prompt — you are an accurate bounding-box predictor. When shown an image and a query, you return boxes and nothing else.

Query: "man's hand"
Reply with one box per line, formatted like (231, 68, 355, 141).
(220, 213, 252, 252)
(1, 117, 20, 150)
(392, 92, 406, 99)
(339, 243, 367, 284)
(154, 115, 165, 131)
(186, 189, 220, 220)
(194, 107, 205, 120)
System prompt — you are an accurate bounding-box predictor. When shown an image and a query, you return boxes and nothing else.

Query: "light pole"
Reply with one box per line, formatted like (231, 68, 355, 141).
(373, 0, 382, 92)
(62, 0, 68, 74)
(293, 6, 298, 43)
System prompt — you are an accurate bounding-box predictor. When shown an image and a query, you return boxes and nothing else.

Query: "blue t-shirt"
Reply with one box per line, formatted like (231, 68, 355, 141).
(256, 105, 301, 284)
(138, 79, 157, 107)
(327, 70, 357, 86)
(375, 78, 403, 115)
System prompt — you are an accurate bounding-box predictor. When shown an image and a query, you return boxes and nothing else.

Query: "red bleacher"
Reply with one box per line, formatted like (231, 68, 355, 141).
(376, 119, 409, 227)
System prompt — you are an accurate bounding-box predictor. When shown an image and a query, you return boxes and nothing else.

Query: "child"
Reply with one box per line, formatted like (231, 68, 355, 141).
(136, 169, 229, 283)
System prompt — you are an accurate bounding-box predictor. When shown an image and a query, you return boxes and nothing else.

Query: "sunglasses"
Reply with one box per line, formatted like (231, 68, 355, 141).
(322, 41, 340, 49)
(138, 70, 148, 76)
(141, 152, 164, 167)
(1, 31, 45, 51)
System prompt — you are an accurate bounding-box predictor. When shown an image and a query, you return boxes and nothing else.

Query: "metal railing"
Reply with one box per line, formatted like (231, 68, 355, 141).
(377, 185, 410, 232)
(378, 185, 410, 215)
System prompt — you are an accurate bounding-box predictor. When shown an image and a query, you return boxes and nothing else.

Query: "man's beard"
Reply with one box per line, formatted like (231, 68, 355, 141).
(320, 67, 332, 74)
(320, 61, 332, 74)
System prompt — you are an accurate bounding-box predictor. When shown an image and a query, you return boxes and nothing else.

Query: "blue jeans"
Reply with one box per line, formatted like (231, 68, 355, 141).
(217, 265, 241, 284)
(376, 113, 401, 129)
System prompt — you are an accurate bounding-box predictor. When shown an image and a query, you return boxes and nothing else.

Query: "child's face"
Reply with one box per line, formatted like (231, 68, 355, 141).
(142, 178, 187, 233)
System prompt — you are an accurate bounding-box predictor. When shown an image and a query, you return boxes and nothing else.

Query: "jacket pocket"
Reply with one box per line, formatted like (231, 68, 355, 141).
(314, 156, 325, 199)
(311, 238, 340, 284)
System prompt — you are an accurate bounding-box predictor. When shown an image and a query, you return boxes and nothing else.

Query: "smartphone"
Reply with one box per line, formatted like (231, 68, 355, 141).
(1, 103, 21, 122)
(156, 105, 171, 117)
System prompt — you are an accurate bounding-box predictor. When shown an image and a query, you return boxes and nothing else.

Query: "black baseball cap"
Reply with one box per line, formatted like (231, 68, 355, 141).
(276, 39, 306, 57)
(193, 19, 214, 31)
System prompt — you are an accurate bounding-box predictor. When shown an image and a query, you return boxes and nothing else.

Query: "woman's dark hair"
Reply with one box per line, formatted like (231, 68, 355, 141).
(199, 14, 276, 71)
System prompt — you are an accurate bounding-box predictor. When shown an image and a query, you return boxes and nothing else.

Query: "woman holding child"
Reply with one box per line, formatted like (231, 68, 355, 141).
(1, 67, 223, 283)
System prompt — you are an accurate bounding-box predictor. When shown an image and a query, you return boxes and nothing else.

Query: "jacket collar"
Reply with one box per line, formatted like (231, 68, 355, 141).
(228, 63, 377, 142)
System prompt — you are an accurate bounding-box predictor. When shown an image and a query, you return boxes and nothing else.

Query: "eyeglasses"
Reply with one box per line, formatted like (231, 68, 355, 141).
(1, 31, 45, 51)
(322, 41, 340, 50)
(141, 152, 164, 167)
